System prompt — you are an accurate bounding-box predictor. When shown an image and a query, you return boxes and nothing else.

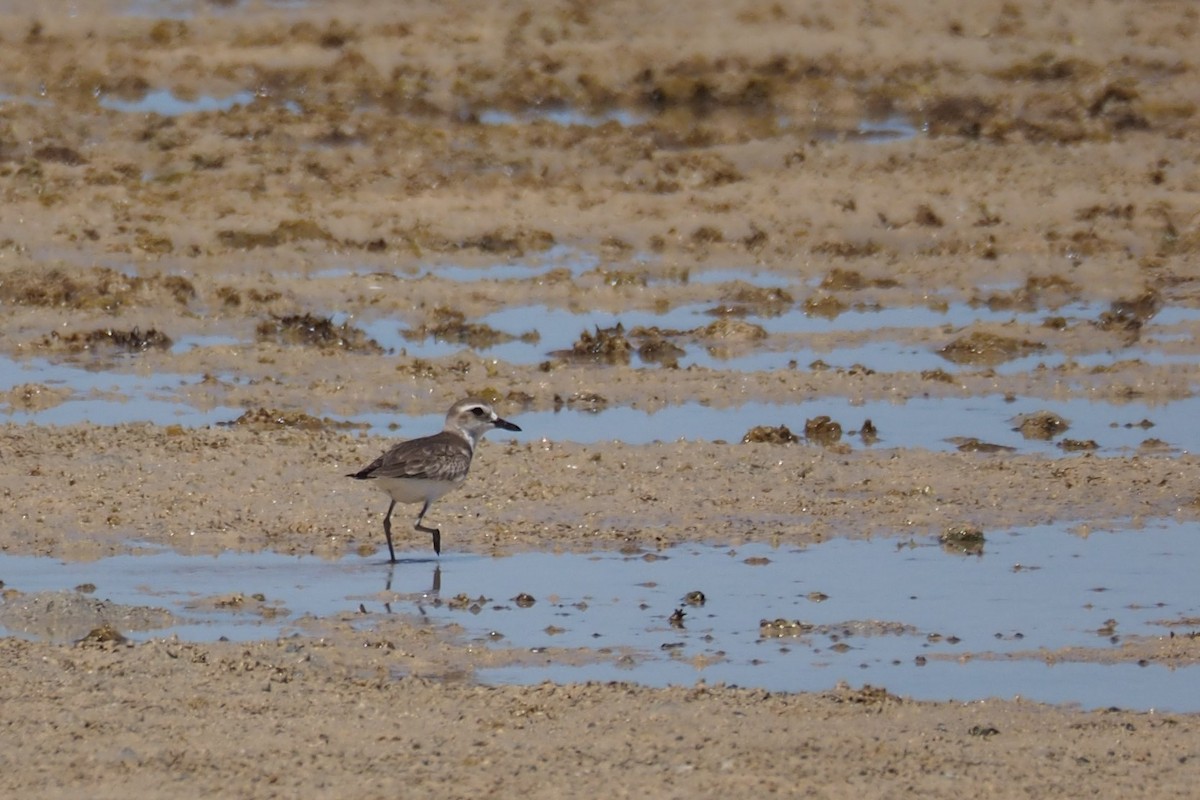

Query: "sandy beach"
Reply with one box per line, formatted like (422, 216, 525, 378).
(2, 0, 1200, 796)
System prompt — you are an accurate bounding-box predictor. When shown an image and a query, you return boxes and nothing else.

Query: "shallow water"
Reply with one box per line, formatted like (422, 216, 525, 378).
(2, 521, 1197, 710)
(99, 88, 258, 116)
(0, 356, 241, 427)
(2, 353, 1195, 454)
(851, 114, 923, 142)
(369, 257, 771, 286)
(476, 107, 645, 128)
(365, 296, 1196, 374)
(353, 394, 1198, 455)
(3, 254, 1198, 455)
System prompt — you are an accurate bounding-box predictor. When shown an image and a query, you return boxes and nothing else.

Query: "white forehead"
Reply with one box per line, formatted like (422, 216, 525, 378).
(448, 400, 495, 419)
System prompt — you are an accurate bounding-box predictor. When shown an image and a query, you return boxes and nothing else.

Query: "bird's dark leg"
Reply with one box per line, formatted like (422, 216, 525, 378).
(414, 500, 442, 556)
(382, 499, 398, 563)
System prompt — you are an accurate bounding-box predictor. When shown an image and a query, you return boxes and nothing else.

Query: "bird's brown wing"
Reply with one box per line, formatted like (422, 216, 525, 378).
(349, 432, 472, 482)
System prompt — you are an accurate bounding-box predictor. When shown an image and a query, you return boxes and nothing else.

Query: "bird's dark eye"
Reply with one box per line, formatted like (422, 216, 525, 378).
(471, 407, 486, 417)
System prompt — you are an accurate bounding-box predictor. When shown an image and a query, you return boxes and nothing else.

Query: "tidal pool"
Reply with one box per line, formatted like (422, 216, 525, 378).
(2, 350, 1195, 454)
(98, 88, 258, 116)
(1, 521, 1197, 711)
(350, 394, 1199, 455)
(0, 355, 241, 427)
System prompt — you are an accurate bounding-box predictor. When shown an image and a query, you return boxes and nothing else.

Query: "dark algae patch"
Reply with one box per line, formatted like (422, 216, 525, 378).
(255, 313, 384, 353)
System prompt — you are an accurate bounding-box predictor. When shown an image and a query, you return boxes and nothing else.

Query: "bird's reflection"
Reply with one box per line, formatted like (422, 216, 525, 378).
(381, 563, 441, 614)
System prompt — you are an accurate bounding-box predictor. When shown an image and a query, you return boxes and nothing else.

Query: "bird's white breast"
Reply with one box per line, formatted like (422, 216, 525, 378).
(372, 475, 465, 504)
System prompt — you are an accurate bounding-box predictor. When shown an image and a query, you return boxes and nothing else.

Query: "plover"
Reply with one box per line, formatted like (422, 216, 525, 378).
(347, 397, 521, 561)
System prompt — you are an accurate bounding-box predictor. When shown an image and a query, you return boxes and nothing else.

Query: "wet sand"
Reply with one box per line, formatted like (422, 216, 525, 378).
(2, 0, 1200, 795)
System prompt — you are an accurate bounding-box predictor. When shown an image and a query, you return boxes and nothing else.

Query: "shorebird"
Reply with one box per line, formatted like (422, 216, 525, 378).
(347, 397, 521, 561)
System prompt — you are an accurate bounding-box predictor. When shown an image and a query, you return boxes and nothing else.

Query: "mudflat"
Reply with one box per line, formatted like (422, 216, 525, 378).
(2, 0, 1200, 796)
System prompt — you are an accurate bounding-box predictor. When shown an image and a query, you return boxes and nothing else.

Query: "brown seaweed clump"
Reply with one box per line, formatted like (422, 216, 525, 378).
(855, 419, 879, 445)
(552, 392, 608, 411)
(216, 219, 334, 251)
(402, 306, 524, 350)
(742, 425, 798, 444)
(920, 368, 956, 383)
(1013, 411, 1070, 440)
(802, 295, 847, 319)
(0, 266, 143, 310)
(698, 317, 769, 361)
(457, 227, 555, 256)
(804, 416, 842, 446)
(39, 327, 173, 353)
(949, 437, 1016, 453)
(698, 317, 768, 341)
(553, 324, 632, 364)
(939, 524, 986, 556)
(2, 382, 72, 411)
(256, 313, 384, 353)
(1096, 289, 1161, 337)
(628, 327, 687, 367)
(818, 268, 899, 291)
(221, 408, 362, 431)
(719, 283, 794, 316)
(759, 618, 816, 638)
(78, 624, 128, 645)
(0, 266, 193, 309)
(974, 274, 1080, 313)
(939, 331, 1044, 366)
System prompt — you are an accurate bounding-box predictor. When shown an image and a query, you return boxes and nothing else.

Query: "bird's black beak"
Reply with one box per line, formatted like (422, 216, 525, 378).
(495, 418, 521, 432)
